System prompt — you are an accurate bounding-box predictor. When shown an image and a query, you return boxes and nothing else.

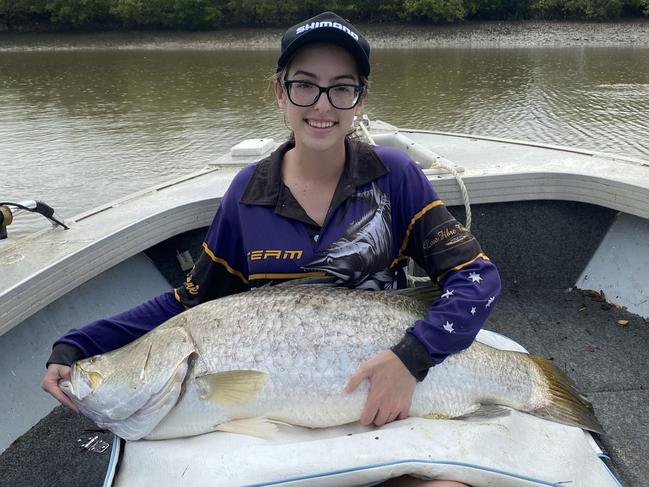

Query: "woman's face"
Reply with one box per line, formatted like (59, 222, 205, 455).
(275, 43, 365, 155)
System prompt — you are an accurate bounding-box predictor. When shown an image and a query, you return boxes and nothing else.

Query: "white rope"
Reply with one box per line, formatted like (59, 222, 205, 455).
(355, 117, 473, 286)
(357, 118, 376, 145)
(434, 160, 472, 232)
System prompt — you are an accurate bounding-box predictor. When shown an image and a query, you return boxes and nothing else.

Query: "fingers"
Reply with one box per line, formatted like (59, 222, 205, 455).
(387, 409, 401, 424)
(373, 406, 392, 427)
(360, 401, 379, 426)
(58, 366, 71, 381)
(347, 350, 416, 426)
(49, 383, 80, 413)
(362, 405, 403, 426)
(360, 390, 402, 426)
(41, 365, 79, 413)
(343, 367, 367, 394)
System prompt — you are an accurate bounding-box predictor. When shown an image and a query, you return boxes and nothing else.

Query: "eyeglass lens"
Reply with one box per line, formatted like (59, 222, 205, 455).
(285, 81, 361, 109)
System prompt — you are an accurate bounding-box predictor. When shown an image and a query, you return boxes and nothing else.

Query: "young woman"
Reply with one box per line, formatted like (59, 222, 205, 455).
(42, 11, 500, 487)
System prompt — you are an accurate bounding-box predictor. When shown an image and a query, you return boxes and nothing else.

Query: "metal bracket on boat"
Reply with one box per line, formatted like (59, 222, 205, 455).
(176, 249, 195, 272)
(0, 200, 69, 239)
(77, 435, 110, 454)
(353, 116, 472, 233)
(0, 205, 12, 240)
(353, 115, 465, 174)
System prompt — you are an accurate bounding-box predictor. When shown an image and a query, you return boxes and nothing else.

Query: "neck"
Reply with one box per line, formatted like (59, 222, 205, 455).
(284, 139, 347, 181)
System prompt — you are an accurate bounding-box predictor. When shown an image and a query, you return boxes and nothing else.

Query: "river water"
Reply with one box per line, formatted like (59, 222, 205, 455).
(1, 46, 649, 234)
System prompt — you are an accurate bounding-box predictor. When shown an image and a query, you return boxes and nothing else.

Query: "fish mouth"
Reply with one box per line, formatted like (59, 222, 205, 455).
(70, 355, 194, 441)
(57, 326, 199, 440)
(302, 264, 350, 282)
(304, 252, 367, 284)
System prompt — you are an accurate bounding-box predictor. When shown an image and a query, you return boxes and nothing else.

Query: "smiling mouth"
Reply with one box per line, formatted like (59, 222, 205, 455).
(306, 119, 337, 129)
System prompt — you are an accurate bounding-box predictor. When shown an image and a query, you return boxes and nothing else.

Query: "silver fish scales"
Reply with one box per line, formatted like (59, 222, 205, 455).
(61, 285, 602, 440)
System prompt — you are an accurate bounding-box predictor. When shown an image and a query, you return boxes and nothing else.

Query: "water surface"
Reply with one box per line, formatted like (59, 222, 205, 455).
(1, 47, 648, 234)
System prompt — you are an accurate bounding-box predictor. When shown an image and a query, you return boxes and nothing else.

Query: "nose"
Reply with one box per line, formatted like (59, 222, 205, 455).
(313, 89, 333, 111)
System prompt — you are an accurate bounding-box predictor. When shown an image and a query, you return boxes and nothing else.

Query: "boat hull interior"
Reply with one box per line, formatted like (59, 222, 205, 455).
(1, 198, 647, 486)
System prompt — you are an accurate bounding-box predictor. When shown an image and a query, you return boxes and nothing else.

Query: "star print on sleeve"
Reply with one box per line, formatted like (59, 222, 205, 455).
(398, 256, 501, 371)
(443, 321, 455, 333)
(441, 289, 454, 299)
(468, 271, 482, 283)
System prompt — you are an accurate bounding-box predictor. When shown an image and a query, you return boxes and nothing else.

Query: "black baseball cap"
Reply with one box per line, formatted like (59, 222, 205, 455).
(277, 12, 371, 78)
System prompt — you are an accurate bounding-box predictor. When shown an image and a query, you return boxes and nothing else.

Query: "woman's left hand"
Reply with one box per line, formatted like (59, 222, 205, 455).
(344, 349, 416, 426)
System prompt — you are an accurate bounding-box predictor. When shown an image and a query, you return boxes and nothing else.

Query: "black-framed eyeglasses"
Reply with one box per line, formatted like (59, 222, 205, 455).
(283, 79, 364, 110)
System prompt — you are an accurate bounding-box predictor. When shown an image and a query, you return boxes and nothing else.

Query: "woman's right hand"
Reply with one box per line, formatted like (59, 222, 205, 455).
(41, 364, 80, 413)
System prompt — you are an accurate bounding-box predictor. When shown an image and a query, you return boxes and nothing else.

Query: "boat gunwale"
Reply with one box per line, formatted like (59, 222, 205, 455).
(2, 129, 649, 336)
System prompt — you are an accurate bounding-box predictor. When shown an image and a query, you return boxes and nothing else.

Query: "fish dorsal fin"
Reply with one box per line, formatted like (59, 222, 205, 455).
(214, 416, 282, 438)
(275, 275, 336, 286)
(344, 183, 386, 235)
(391, 284, 442, 307)
(197, 370, 267, 407)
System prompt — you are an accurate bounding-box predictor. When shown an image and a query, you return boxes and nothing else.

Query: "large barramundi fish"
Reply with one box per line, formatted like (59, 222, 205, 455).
(60, 285, 603, 441)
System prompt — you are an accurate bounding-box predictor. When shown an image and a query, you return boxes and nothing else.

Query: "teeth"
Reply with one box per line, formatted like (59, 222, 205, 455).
(307, 120, 335, 129)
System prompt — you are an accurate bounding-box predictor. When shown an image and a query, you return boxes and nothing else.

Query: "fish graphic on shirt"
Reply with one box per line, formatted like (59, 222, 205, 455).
(303, 183, 393, 287)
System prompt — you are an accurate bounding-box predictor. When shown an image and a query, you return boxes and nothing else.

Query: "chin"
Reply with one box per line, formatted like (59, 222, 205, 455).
(296, 127, 348, 151)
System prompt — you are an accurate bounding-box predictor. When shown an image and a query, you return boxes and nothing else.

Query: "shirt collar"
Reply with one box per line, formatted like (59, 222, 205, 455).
(240, 138, 389, 225)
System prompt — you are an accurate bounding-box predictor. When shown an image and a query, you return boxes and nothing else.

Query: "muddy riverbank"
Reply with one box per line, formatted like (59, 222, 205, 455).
(1, 19, 649, 51)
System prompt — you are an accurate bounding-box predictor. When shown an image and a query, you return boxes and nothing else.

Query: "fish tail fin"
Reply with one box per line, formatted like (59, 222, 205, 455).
(529, 355, 604, 434)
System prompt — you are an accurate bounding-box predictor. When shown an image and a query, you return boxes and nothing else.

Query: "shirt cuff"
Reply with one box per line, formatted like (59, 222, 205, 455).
(47, 343, 85, 367)
(391, 332, 435, 381)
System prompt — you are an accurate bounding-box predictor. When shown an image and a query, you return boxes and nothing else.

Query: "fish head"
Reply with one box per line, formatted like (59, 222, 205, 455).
(59, 326, 196, 440)
(305, 243, 373, 284)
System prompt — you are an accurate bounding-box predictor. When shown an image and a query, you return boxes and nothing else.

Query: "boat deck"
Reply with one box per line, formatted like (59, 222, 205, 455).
(1, 286, 646, 486)
(1, 127, 647, 485)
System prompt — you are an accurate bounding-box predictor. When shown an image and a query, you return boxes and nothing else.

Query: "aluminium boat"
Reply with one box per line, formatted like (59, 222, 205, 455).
(1, 119, 647, 486)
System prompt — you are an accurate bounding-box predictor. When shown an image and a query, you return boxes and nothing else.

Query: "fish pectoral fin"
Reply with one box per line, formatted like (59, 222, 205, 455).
(197, 370, 267, 407)
(214, 416, 280, 438)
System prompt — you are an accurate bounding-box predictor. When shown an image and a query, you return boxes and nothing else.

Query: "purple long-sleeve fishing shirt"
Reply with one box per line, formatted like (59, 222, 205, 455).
(49, 139, 501, 380)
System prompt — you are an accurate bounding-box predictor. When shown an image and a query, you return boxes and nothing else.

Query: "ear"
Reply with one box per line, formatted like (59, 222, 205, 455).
(354, 88, 368, 115)
(274, 80, 288, 109)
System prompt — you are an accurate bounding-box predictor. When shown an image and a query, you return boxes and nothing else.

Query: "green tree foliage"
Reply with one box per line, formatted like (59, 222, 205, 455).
(222, 0, 299, 25)
(532, 0, 624, 18)
(404, 0, 466, 21)
(465, 0, 534, 19)
(46, 0, 111, 27)
(620, 0, 649, 14)
(0, 0, 647, 31)
(1, 0, 49, 29)
(109, 0, 220, 29)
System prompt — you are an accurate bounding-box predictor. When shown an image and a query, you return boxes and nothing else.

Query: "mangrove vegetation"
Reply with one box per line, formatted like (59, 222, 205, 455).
(1, 0, 648, 31)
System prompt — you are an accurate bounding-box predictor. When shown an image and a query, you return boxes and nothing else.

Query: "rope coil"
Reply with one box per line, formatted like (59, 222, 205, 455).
(355, 118, 473, 286)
